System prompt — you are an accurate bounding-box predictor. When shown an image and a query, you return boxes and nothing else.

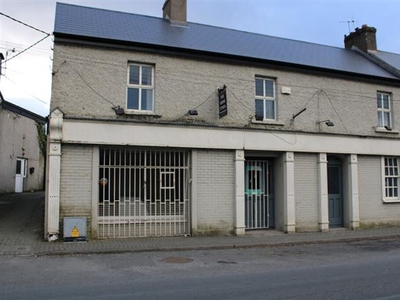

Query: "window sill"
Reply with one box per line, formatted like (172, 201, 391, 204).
(375, 127, 399, 134)
(383, 198, 400, 203)
(124, 110, 161, 117)
(251, 119, 285, 126)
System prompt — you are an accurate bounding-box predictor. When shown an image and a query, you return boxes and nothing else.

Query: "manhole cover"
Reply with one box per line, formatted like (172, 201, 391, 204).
(161, 257, 193, 264)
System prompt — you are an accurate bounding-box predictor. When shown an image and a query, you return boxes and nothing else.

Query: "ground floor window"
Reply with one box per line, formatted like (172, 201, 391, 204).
(382, 157, 399, 202)
(98, 147, 190, 238)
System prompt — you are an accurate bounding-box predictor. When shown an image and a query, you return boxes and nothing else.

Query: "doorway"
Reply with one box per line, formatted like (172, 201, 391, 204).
(328, 157, 343, 227)
(15, 158, 27, 193)
(244, 160, 274, 229)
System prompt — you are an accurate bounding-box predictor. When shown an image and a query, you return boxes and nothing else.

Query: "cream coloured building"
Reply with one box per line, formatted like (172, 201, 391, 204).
(0, 92, 46, 194)
(46, 1, 400, 240)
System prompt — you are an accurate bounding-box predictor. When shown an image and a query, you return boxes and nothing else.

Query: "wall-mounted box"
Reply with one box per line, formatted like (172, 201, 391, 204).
(281, 86, 292, 95)
(63, 217, 87, 242)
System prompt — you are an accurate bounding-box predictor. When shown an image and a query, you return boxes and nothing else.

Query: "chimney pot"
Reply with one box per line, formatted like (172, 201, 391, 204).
(162, 0, 187, 25)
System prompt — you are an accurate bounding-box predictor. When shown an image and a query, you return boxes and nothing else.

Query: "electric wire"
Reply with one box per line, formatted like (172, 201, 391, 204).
(3, 35, 51, 64)
(54, 51, 395, 104)
(0, 11, 50, 35)
(321, 89, 349, 132)
(3, 75, 49, 105)
(74, 68, 118, 107)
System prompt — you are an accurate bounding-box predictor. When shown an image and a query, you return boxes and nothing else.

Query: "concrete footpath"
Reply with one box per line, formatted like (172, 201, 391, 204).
(1, 192, 400, 257)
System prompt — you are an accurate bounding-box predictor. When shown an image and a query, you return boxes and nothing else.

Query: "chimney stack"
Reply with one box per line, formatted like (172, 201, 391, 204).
(162, 0, 187, 25)
(344, 24, 377, 52)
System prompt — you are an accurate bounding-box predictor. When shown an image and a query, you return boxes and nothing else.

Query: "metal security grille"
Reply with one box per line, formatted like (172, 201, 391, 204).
(98, 148, 190, 238)
(245, 160, 274, 229)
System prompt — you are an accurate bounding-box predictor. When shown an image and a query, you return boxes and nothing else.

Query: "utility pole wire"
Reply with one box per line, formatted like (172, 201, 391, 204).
(3, 35, 51, 64)
(0, 11, 50, 36)
(3, 75, 49, 105)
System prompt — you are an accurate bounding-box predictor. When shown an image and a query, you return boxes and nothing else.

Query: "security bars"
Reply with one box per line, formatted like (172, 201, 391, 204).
(98, 148, 190, 238)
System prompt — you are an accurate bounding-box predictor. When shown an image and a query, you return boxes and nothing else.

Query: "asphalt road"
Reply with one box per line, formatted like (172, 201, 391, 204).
(1, 239, 400, 300)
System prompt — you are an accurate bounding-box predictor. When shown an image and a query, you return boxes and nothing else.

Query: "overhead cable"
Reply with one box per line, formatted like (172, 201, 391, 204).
(3, 35, 51, 64)
(0, 11, 50, 35)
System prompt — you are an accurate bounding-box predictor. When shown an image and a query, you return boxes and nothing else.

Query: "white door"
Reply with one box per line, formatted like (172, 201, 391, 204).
(15, 158, 27, 193)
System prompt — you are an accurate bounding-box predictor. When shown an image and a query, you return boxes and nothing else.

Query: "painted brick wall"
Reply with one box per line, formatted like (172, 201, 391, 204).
(59, 144, 93, 234)
(195, 149, 235, 235)
(358, 155, 400, 226)
(294, 153, 319, 231)
(51, 43, 400, 138)
(0, 109, 44, 193)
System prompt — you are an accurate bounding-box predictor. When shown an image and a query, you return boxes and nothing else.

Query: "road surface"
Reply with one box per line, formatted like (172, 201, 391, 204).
(1, 238, 400, 299)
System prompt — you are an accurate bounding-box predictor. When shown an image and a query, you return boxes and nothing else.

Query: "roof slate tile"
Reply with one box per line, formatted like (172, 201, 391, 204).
(54, 2, 398, 80)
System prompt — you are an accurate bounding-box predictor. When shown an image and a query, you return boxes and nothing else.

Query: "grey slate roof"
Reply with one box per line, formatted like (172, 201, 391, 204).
(373, 51, 400, 73)
(0, 92, 46, 124)
(54, 2, 399, 80)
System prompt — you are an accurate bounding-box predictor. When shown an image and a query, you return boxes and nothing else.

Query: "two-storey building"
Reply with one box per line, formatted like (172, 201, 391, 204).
(46, 0, 400, 240)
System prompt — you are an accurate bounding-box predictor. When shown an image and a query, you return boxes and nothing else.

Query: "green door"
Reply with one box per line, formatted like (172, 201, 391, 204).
(328, 159, 343, 227)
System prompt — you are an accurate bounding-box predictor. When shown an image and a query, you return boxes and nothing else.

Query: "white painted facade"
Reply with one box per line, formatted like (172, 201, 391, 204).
(46, 26, 400, 240)
(0, 104, 45, 194)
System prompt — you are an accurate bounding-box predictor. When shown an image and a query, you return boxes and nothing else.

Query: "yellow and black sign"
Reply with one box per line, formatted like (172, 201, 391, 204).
(71, 226, 80, 238)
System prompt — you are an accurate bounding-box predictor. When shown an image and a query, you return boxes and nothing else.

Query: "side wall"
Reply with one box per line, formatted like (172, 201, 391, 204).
(358, 155, 400, 227)
(0, 109, 44, 194)
(294, 153, 319, 231)
(194, 149, 235, 235)
(59, 144, 93, 235)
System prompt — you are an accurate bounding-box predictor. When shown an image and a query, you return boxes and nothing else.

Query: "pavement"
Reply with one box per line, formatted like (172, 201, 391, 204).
(1, 191, 400, 257)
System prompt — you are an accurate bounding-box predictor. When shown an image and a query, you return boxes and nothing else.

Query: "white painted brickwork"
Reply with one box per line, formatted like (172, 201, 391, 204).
(60, 145, 93, 230)
(358, 155, 400, 226)
(51, 44, 400, 138)
(196, 149, 235, 234)
(294, 153, 319, 231)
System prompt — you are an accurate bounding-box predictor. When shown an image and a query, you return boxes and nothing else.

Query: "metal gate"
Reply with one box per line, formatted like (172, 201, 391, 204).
(98, 148, 190, 238)
(245, 160, 274, 229)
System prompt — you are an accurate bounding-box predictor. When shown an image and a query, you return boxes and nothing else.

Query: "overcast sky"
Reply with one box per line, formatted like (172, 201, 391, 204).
(1, 0, 400, 116)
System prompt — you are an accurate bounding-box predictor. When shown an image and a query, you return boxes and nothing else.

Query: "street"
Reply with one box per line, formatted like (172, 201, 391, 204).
(1, 239, 400, 299)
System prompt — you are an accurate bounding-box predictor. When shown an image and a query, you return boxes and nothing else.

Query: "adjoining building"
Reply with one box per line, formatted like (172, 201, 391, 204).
(0, 91, 46, 194)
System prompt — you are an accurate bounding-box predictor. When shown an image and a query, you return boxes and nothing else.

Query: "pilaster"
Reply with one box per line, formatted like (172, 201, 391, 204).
(45, 108, 63, 241)
(283, 152, 295, 233)
(348, 154, 360, 229)
(318, 153, 329, 232)
(235, 150, 246, 236)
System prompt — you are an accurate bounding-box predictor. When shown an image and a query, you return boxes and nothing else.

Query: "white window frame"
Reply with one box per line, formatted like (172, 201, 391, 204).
(160, 171, 175, 190)
(255, 77, 276, 121)
(377, 92, 392, 128)
(126, 63, 154, 112)
(382, 157, 400, 203)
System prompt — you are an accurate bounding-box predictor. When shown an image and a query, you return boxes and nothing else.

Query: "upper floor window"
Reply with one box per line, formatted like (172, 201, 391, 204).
(255, 77, 276, 120)
(382, 157, 399, 202)
(127, 64, 154, 111)
(377, 92, 392, 128)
